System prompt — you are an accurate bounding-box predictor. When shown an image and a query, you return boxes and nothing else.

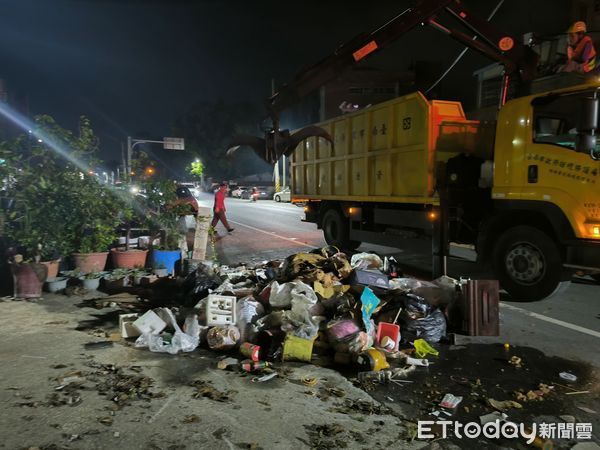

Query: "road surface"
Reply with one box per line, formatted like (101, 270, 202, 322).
(198, 193, 600, 367)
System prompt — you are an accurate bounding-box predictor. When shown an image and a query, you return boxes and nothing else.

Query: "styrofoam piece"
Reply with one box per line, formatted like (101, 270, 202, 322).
(133, 310, 167, 335)
(206, 294, 237, 326)
(119, 313, 141, 338)
(406, 356, 430, 367)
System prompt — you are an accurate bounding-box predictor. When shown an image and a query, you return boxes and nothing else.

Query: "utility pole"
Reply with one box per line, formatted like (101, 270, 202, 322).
(125, 136, 184, 183)
(282, 155, 286, 189)
(271, 78, 280, 191)
(126, 136, 132, 182)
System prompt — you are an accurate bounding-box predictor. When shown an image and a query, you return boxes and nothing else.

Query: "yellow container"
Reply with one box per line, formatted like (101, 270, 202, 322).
(357, 348, 390, 372)
(290, 92, 478, 204)
(282, 334, 316, 363)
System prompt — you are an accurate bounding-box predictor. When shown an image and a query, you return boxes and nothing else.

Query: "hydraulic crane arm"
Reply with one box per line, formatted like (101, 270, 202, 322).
(227, 0, 539, 165)
(268, 0, 538, 116)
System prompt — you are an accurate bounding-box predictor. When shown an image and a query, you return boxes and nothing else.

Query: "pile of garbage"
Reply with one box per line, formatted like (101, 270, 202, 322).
(125, 247, 471, 379)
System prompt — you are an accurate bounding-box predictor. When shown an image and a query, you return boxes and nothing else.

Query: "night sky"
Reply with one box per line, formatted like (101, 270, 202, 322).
(0, 0, 571, 161)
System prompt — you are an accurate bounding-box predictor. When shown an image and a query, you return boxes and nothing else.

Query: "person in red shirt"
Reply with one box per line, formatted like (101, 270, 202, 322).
(211, 182, 234, 233)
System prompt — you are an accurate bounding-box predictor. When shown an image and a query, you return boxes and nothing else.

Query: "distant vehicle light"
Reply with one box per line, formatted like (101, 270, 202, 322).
(428, 211, 438, 221)
(130, 185, 140, 194)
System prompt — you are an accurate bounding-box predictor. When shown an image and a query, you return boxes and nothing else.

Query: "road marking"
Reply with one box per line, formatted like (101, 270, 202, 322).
(228, 220, 316, 249)
(501, 303, 600, 339)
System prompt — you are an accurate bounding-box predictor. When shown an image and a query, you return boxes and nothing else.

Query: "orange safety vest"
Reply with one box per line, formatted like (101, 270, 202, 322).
(568, 35, 597, 72)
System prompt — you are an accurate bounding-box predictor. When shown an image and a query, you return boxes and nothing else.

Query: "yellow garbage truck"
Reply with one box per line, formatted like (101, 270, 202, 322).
(227, 0, 600, 299)
(292, 87, 600, 300)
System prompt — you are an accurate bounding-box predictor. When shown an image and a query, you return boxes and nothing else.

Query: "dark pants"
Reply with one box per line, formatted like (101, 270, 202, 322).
(211, 209, 231, 230)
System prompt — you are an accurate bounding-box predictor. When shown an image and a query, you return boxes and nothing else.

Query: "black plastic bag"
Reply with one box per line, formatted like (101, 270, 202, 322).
(401, 309, 447, 343)
(181, 265, 222, 307)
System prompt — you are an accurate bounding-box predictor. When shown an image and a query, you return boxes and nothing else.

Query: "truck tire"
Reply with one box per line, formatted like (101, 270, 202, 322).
(322, 209, 361, 251)
(492, 226, 571, 301)
(275, 195, 281, 202)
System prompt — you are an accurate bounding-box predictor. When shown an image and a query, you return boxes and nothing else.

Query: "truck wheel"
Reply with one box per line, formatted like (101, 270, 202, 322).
(275, 195, 281, 202)
(321, 209, 361, 251)
(492, 226, 571, 301)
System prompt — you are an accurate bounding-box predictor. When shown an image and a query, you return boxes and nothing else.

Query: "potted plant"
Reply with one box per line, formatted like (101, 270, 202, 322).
(102, 268, 132, 290)
(7, 253, 48, 298)
(1, 116, 127, 275)
(153, 262, 168, 278)
(131, 267, 150, 285)
(135, 176, 187, 277)
(80, 271, 103, 291)
(46, 275, 68, 293)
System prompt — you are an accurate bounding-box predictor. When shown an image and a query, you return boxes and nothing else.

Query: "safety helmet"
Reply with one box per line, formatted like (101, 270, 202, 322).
(569, 21, 587, 33)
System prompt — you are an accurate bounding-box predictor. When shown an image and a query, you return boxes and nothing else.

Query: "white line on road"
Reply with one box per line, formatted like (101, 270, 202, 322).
(228, 220, 316, 249)
(501, 303, 600, 339)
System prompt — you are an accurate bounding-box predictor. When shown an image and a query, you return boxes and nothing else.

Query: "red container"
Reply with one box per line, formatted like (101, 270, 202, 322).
(376, 322, 400, 352)
(240, 360, 269, 372)
(240, 343, 261, 362)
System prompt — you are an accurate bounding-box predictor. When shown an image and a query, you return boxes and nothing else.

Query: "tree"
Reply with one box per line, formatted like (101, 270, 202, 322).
(173, 100, 271, 180)
(189, 160, 204, 179)
(1, 115, 130, 258)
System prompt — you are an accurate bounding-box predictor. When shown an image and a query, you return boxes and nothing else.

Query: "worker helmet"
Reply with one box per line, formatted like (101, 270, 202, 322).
(569, 21, 587, 33)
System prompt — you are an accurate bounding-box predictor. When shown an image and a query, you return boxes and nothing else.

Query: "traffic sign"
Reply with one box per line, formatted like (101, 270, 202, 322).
(163, 137, 185, 150)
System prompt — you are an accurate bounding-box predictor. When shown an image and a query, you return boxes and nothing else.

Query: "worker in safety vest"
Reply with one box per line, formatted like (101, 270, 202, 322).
(562, 21, 597, 73)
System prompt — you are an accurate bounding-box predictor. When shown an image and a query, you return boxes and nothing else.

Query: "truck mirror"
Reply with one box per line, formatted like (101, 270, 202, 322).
(576, 133, 597, 154)
(578, 97, 599, 132)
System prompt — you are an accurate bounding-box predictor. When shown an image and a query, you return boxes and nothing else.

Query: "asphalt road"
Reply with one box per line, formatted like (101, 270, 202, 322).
(198, 193, 600, 367)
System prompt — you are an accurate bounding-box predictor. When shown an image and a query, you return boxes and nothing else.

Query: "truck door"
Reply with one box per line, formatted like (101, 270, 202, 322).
(525, 90, 600, 240)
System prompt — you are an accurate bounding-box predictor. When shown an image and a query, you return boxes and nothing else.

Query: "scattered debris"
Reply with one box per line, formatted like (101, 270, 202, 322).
(559, 371, 577, 382)
(508, 356, 523, 369)
(182, 414, 201, 423)
(487, 398, 522, 411)
(190, 380, 234, 402)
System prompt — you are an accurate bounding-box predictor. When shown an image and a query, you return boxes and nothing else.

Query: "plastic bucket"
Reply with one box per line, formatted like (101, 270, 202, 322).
(151, 249, 181, 276)
(282, 334, 315, 363)
(376, 322, 400, 352)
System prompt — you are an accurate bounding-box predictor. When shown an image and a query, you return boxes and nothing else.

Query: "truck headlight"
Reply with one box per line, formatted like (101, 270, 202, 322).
(585, 222, 600, 238)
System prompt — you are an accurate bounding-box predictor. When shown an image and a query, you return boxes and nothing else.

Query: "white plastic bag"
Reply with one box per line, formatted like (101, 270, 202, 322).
(350, 252, 383, 270)
(134, 308, 199, 354)
(236, 296, 265, 343)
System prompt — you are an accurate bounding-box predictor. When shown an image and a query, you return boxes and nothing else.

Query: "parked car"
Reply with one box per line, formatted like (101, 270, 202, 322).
(178, 182, 200, 197)
(174, 185, 199, 214)
(273, 187, 291, 202)
(231, 186, 248, 198)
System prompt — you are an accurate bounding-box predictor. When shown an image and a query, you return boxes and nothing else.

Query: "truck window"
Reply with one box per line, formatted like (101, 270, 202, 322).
(532, 92, 599, 152)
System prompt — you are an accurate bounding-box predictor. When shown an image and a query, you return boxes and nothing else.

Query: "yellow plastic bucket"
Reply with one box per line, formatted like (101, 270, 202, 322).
(358, 348, 390, 371)
(282, 334, 315, 362)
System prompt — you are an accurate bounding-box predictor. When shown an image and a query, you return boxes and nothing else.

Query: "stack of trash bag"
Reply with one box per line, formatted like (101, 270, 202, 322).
(133, 249, 464, 373)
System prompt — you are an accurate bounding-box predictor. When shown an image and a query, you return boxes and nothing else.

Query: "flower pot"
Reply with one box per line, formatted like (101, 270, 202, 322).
(72, 252, 108, 274)
(80, 277, 101, 291)
(132, 272, 150, 285)
(41, 259, 60, 279)
(151, 249, 181, 276)
(153, 268, 169, 278)
(111, 249, 148, 269)
(46, 276, 68, 293)
(10, 262, 47, 298)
